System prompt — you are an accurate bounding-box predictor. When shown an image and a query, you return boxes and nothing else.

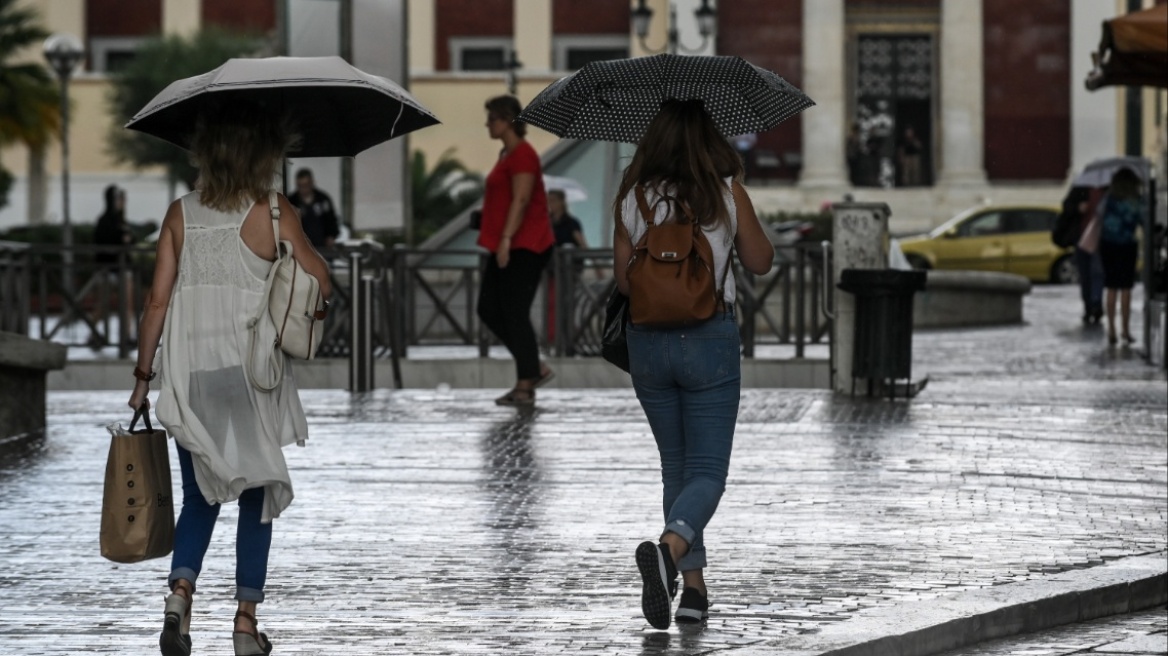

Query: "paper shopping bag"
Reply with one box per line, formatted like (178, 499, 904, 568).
(100, 401, 174, 563)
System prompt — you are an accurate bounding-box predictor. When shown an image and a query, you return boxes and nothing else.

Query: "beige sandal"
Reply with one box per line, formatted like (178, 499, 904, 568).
(233, 610, 273, 655)
(159, 581, 192, 656)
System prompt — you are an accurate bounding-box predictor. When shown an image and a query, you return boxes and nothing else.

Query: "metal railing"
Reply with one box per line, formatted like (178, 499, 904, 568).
(0, 242, 833, 362)
(549, 244, 832, 358)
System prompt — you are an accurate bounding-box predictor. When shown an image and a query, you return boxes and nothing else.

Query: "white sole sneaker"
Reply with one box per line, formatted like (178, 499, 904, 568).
(635, 541, 674, 630)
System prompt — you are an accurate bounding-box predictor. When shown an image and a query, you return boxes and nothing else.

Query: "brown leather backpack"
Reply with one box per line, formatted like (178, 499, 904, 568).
(626, 185, 731, 328)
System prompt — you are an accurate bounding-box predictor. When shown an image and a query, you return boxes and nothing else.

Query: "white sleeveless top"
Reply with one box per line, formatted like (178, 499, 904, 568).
(156, 192, 307, 523)
(619, 178, 738, 304)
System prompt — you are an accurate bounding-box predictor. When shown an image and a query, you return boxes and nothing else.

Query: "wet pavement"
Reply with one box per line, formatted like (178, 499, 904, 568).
(938, 606, 1166, 656)
(0, 284, 1165, 655)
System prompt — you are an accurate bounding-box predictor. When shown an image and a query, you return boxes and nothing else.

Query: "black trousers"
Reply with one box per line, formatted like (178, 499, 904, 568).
(478, 248, 552, 380)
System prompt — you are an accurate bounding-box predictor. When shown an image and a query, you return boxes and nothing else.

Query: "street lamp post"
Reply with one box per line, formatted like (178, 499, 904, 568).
(631, 0, 717, 55)
(43, 34, 84, 296)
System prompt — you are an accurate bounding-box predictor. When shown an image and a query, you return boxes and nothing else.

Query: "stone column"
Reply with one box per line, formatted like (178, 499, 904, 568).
(514, 0, 552, 75)
(1069, 0, 1119, 176)
(162, 0, 201, 36)
(937, 0, 988, 186)
(798, 0, 848, 189)
(407, 0, 435, 74)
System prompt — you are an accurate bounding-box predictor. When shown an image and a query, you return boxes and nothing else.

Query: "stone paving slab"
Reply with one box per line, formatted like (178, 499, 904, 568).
(0, 377, 1164, 655)
(937, 605, 1166, 656)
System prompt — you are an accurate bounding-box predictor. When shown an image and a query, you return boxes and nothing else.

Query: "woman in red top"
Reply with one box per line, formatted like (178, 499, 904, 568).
(477, 95, 556, 406)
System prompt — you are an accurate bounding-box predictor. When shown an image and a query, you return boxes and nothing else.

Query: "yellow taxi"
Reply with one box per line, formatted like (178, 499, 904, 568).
(898, 204, 1075, 283)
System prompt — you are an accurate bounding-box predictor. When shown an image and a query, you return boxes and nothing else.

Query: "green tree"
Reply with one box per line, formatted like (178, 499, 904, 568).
(0, 0, 59, 211)
(106, 28, 261, 191)
(411, 148, 483, 244)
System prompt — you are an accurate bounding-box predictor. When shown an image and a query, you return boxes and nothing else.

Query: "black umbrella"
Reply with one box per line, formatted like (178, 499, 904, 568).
(517, 53, 814, 143)
(125, 56, 440, 157)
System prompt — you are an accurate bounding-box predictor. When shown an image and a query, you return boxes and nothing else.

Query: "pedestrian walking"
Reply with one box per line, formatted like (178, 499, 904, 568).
(476, 95, 556, 406)
(1054, 185, 1105, 323)
(1097, 167, 1143, 345)
(286, 168, 341, 249)
(128, 100, 332, 656)
(611, 99, 775, 629)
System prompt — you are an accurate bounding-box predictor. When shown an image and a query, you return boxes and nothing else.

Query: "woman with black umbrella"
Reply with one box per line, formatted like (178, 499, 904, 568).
(129, 101, 331, 656)
(612, 99, 775, 629)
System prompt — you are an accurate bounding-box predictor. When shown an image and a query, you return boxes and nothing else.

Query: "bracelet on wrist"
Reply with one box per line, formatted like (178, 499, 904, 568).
(133, 366, 156, 382)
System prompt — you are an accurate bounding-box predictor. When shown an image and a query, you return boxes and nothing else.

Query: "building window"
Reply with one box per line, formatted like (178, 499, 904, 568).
(89, 37, 145, 73)
(554, 36, 629, 71)
(449, 37, 513, 72)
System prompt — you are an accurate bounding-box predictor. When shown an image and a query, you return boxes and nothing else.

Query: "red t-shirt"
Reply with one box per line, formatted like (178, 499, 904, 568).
(477, 141, 554, 254)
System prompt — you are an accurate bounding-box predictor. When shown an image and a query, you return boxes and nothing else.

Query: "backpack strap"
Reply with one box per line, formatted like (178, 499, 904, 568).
(633, 185, 655, 228)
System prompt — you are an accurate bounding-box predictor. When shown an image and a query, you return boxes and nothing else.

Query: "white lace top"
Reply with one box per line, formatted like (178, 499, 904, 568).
(156, 192, 308, 523)
(619, 177, 738, 304)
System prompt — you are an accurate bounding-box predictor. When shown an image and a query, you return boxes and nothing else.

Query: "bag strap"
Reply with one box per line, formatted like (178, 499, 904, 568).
(244, 192, 286, 392)
(633, 185, 655, 229)
(269, 190, 282, 249)
(129, 400, 153, 433)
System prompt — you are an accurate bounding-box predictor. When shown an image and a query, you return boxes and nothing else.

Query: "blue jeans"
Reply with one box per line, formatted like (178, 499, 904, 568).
(627, 310, 741, 572)
(1075, 248, 1104, 315)
(169, 445, 271, 602)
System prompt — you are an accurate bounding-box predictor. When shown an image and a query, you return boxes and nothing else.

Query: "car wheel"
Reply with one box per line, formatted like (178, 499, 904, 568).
(906, 254, 931, 270)
(1050, 255, 1078, 284)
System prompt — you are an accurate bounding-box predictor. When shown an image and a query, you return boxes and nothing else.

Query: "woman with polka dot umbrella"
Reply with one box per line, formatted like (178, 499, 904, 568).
(517, 53, 814, 142)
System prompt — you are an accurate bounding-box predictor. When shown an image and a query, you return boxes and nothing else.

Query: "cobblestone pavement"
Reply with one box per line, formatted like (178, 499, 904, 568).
(1, 285, 1165, 655)
(939, 606, 1167, 656)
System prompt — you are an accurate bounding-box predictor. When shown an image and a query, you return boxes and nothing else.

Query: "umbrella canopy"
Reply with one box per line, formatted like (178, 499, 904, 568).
(1085, 3, 1168, 90)
(543, 175, 588, 202)
(517, 53, 814, 143)
(126, 56, 440, 157)
(1071, 156, 1152, 188)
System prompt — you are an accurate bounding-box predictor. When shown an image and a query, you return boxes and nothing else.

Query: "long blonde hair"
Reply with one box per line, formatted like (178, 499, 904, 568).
(613, 99, 742, 231)
(189, 100, 300, 212)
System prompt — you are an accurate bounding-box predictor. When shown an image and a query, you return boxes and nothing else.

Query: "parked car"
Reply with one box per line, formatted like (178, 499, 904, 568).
(898, 204, 1075, 283)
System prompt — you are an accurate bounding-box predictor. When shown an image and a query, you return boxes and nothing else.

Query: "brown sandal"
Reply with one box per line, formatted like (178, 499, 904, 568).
(232, 611, 272, 655)
(495, 388, 535, 406)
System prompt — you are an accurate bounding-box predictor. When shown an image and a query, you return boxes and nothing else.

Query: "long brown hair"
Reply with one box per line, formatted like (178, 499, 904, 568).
(613, 99, 742, 231)
(189, 100, 300, 213)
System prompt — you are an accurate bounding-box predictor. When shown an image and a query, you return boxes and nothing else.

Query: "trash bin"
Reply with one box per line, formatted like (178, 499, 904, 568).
(837, 269, 927, 393)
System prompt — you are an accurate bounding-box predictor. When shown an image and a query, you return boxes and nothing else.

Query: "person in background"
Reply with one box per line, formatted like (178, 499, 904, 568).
(95, 184, 132, 264)
(612, 99, 774, 630)
(1058, 185, 1104, 324)
(93, 184, 135, 344)
(897, 126, 923, 187)
(549, 189, 587, 249)
(1097, 167, 1143, 346)
(477, 95, 556, 406)
(287, 168, 340, 249)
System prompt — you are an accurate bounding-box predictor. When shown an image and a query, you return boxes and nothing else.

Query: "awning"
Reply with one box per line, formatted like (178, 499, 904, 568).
(1085, 3, 1168, 91)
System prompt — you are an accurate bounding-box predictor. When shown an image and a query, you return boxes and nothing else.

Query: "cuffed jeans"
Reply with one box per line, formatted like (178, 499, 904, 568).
(627, 310, 741, 572)
(1075, 248, 1104, 316)
(169, 445, 271, 602)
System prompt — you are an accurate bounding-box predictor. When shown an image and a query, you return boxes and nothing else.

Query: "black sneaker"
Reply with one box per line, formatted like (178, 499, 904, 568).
(674, 587, 709, 623)
(635, 541, 677, 630)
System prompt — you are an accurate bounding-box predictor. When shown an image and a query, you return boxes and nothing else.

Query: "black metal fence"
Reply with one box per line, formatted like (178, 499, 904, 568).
(0, 241, 832, 360)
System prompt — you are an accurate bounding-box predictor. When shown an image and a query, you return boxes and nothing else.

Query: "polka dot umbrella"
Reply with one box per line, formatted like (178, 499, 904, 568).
(517, 53, 814, 143)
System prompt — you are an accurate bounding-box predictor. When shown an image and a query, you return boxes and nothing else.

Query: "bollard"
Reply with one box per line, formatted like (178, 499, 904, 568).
(343, 239, 385, 393)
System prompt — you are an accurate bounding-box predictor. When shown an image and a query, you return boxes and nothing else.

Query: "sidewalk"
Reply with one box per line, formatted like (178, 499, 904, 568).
(0, 285, 1164, 655)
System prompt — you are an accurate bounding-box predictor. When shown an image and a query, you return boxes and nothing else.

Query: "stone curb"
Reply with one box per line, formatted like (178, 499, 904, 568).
(769, 552, 1168, 656)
